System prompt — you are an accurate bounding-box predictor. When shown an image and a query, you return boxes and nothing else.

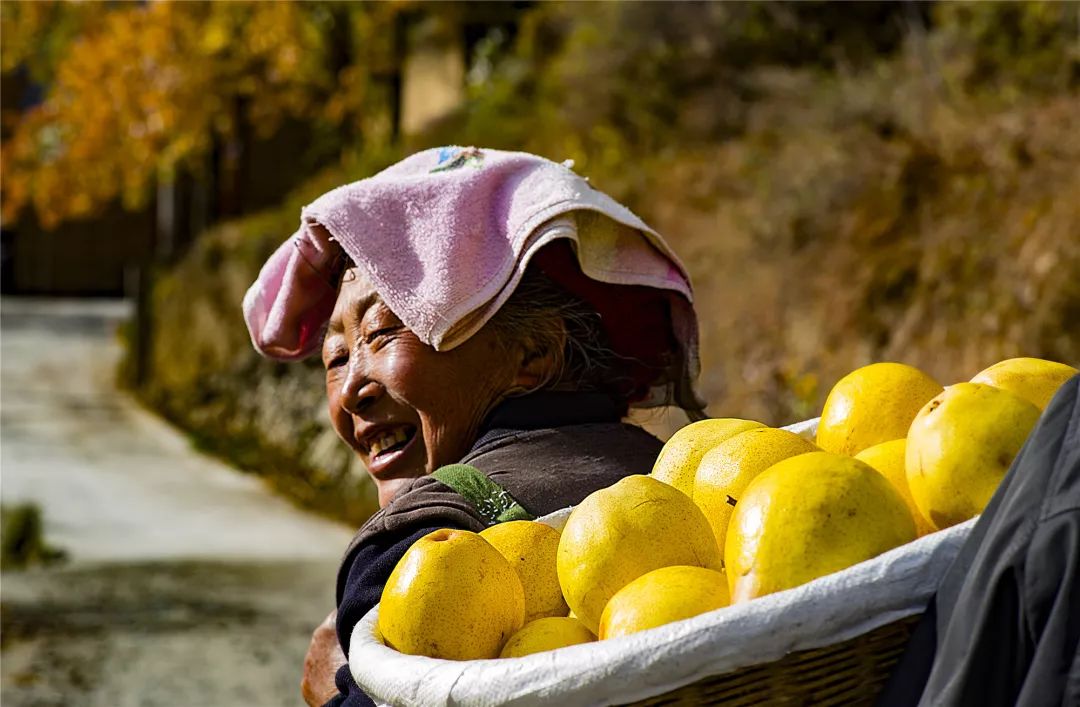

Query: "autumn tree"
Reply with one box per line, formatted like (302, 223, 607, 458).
(1, 0, 404, 229)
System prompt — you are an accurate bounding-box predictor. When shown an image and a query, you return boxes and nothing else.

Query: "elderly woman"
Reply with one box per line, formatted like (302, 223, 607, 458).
(243, 148, 705, 706)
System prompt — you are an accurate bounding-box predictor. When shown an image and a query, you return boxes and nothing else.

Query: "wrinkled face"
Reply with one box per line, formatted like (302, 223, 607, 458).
(322, 269, 522, 507)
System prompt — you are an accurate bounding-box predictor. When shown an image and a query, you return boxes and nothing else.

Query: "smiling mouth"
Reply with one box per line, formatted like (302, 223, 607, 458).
(368, 426, 417, 459)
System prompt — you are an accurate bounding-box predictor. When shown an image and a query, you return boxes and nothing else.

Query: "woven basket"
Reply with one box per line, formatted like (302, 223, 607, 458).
(350, 417, 971, 707)
(351, 522, 970, 707)
(627, 615, 918, 706)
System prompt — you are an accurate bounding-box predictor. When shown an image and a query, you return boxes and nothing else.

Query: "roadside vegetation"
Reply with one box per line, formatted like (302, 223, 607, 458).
(1, 503, 66, 570)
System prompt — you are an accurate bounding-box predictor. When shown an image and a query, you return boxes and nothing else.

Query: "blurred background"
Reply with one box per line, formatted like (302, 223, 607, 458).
(1, 2, 1078, 704)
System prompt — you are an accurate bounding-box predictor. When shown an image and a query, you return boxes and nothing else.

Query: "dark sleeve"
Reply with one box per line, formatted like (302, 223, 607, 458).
(323, 524, 453, 707)
(877, 374, 1080, 707)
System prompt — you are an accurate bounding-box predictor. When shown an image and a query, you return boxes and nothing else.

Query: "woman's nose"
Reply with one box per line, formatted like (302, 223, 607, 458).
(339, 361, 381, 414)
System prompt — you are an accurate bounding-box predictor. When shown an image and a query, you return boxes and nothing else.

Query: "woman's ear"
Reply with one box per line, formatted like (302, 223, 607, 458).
(512, 325, 566, 392)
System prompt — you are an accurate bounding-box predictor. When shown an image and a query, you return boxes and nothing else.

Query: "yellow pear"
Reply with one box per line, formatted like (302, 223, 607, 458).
(855, 439, 935, 537)
(906, 383, 1041, 530)
(379, 529, 524, 660)
(599, 565, 729, 639)
(693, 427, 818, 558)
(651, 418, 766, 497)
(480, 520, 568, 623)
(817, 362, 943, 456)
(971, 357, 1077, 410)
(499, 617, 595, 658)
(558, 475, 722, 634)
(726, 452, 915, 603)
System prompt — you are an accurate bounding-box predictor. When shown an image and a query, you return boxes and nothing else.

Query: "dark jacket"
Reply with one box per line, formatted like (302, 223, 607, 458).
(326, 392, 664, 707)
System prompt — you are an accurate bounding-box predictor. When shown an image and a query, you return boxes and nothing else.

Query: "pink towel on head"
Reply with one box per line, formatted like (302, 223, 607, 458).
(241, 223, 345, 360)
(243, 147, 704, 412)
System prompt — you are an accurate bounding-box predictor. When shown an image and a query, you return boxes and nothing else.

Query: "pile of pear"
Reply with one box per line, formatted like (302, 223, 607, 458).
(817, 357, 1074, 531)
(375, 357, 1075, 663)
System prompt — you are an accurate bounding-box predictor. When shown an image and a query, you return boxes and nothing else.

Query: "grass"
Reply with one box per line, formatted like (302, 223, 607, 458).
(1, 503, 67, 570)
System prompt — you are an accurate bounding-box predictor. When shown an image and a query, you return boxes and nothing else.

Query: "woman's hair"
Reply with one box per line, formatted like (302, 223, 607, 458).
(487, 266, 637, 415)
(332, 260, 651, 416)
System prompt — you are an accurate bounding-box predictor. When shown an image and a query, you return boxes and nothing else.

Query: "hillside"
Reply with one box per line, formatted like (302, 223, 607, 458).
(132, 4, 1080, 525)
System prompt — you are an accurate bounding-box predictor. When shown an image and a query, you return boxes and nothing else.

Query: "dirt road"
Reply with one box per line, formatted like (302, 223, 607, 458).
(1, 298, 355, 707)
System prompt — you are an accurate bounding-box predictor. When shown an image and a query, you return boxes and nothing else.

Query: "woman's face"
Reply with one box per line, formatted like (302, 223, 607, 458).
(322, 269, 522, 507)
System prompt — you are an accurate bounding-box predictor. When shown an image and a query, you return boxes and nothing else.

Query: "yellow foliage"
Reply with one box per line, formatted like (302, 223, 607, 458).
(1, 1, 400, 228)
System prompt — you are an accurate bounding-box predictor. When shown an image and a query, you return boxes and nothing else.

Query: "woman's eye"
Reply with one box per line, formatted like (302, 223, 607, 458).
(327, 353, 349, 370)
(364, 326, 399, 345)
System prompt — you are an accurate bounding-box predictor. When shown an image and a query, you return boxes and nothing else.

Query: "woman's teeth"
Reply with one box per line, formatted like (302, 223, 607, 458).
(370, 428, 410, 457)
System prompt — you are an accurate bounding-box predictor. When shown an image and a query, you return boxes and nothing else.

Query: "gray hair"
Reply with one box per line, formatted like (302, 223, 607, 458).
(332, 262, 646, 413)
(487, 267, 636, 413)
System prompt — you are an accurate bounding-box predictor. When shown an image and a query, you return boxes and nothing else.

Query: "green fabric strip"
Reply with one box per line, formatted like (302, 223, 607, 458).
(431, 464, 535, 525)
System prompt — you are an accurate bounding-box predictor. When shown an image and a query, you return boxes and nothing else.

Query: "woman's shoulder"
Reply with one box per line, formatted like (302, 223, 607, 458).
(344, 421, 662, 560)
(346, 474, 485, 552)
(465, 420, 662, 466)
(463, 421, 663, 518)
